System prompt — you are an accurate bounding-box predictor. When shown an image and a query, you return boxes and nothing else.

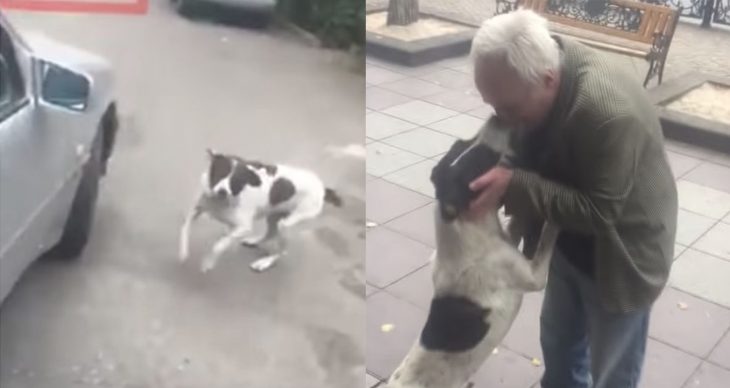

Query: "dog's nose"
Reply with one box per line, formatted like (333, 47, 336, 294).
(440, 203, 458, 222)
(215, 188, 228, 198)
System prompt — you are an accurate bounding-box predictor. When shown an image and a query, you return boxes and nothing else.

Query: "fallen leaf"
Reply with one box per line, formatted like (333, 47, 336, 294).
(531, 358, 542, 367)
(677, 302, 689, 310)
(381, 323, 395, 333)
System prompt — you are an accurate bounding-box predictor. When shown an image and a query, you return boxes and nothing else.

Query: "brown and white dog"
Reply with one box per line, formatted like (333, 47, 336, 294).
(178, 150, 342, 273)
(384, 120, 558, 388)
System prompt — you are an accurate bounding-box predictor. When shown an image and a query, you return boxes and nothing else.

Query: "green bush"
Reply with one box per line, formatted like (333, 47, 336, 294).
(277, 0, 365, 50)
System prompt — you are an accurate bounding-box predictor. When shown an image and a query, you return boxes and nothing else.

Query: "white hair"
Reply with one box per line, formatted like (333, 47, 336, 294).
(471, 9, 560, 84)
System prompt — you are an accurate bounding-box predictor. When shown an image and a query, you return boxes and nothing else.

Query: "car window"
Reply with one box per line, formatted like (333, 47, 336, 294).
(0, 25, 27, 120)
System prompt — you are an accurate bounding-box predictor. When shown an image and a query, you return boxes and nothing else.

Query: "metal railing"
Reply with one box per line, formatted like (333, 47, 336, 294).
(641, 0, 729, 27)
(496, 0, 729, 27)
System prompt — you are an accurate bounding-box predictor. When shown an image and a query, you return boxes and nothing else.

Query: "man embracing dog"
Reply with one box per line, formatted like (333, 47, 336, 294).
(465, 9, 678, 388)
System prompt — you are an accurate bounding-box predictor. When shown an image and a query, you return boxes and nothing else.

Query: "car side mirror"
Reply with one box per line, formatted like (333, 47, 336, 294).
(40, 61, 90, 112)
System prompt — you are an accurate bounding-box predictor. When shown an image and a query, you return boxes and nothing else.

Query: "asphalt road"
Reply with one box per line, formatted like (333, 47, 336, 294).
(0, 3, 365, 387)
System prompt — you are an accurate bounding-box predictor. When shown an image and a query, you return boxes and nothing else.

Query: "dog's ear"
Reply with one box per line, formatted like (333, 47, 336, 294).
(431, 138, 473, 187)
(206, 148, 217, 159)
(430, 162, 442, 184)
(229, 164, 262, 195)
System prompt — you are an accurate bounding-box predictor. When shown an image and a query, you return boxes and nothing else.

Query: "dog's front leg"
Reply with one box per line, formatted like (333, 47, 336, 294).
(506, 221, 559, 292)
(527, 222, 560, 290)
(201, 221, 252, 273)
(249, 226, 288, 272)
(179, 199, 204, 262)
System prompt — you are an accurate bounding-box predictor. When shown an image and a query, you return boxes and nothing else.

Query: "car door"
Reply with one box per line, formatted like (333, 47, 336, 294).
(0, 19, 78, 302)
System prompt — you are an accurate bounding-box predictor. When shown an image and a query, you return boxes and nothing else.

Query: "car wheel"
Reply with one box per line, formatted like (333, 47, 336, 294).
(172, 0, 194, 16)
(50, 131, 103, 259)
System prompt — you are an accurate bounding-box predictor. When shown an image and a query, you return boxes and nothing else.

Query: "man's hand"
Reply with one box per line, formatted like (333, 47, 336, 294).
(467, 166, 514, 220)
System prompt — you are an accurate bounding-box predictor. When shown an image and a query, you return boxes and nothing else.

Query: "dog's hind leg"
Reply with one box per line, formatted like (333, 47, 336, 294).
(240, 217, 270, 247)
(249, 229, 287, 272)
(278, 198, 323, 229)
(179, 197, 204, 262)
(201, 218, 253, 273)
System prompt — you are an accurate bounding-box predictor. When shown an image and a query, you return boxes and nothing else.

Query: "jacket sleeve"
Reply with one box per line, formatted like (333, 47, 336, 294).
(504, 115, 644, 233)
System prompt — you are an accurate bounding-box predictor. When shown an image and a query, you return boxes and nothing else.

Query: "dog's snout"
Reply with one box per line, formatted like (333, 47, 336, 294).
(439, 203, 459, 222)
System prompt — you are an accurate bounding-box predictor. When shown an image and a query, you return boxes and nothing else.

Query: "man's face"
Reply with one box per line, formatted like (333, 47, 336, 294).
(474, 57, 557, 132)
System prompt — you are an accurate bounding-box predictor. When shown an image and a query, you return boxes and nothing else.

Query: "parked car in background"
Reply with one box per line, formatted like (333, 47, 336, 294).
(171, 0, 278, 27)
(0, 14, 118, 304)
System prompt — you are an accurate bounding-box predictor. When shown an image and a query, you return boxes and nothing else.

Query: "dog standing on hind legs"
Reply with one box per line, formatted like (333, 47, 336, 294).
(384, 126, 559, 388)
(178, 149, 342, 273)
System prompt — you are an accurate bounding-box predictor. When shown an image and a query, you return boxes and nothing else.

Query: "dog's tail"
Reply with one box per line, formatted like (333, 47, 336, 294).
(324, 188, 343, 207)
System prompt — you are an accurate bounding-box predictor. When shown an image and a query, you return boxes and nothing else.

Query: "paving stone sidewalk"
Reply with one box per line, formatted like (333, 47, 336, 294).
(365, 52, 730, 387)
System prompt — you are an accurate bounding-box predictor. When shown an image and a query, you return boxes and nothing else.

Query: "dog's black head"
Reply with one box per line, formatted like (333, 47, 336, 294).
(206, 149, 262, 198)
(430, 138, 502, 222)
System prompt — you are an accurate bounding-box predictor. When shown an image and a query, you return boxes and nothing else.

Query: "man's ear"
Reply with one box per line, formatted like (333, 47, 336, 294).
(543, 69, 558, 89)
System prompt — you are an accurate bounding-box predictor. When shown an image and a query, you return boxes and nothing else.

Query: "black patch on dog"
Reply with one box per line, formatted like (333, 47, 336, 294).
(209, 154, 233, 189)
(229, 163, 262, 195)
(420, 295, 491, 352)
(430, 138, 502, 221)
(269, 177, 296, 206)
(324, 188, 343, 207)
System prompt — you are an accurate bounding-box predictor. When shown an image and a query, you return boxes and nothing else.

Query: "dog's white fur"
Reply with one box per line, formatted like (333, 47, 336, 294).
(385, 126, 559, 388)
(178, 151, 336, 273)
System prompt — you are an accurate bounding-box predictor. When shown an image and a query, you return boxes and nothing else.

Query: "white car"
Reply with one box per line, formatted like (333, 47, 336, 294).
(0, 14, 119, 304)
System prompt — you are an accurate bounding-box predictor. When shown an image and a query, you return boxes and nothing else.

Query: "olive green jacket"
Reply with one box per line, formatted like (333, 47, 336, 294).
(505, 36, 678, 313)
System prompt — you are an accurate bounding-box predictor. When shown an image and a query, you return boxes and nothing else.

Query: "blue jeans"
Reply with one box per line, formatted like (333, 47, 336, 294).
(540, 250, 651, 388)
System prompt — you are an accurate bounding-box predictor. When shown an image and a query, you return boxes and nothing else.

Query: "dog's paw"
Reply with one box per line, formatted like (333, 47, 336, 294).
(179, 243, 190, 262)
(249, 255, 279, 272)
(240, 241, 259, 249)
(200, 257, 217, 273)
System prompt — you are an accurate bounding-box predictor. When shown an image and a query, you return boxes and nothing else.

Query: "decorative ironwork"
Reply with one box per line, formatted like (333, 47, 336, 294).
(644, 32, 670, 85)
(714, 0, 730, 24)
(494, 0, 645, 31)
(495, 0, 520, 14)
(640, 0, 730, 26)
(641, 0, 706, 19)
(495, 0, 730, 27)
(544, 0, 645, 32)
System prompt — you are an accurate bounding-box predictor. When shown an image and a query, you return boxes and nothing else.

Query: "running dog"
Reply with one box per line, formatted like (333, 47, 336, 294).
(178, 149, 342, 273)
(385, 121, 559, 388)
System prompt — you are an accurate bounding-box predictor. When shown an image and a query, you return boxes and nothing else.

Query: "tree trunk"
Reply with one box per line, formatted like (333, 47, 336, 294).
(387, 0, 420, 26)
(701, 0, 715, 28)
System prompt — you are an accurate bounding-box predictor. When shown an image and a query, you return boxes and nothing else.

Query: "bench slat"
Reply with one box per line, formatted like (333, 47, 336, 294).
(548, 22, 650, 57)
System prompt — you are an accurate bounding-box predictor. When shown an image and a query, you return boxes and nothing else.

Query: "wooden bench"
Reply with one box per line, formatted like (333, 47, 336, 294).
(494, 0, 681, 87)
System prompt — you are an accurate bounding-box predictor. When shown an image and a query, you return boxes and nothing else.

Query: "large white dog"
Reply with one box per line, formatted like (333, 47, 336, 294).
(385, 121, 559, 388)
(178, 150, 342, 273)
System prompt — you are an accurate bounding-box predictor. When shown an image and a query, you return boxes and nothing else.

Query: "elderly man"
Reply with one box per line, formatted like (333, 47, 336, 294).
(467, 9, 678, 388)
